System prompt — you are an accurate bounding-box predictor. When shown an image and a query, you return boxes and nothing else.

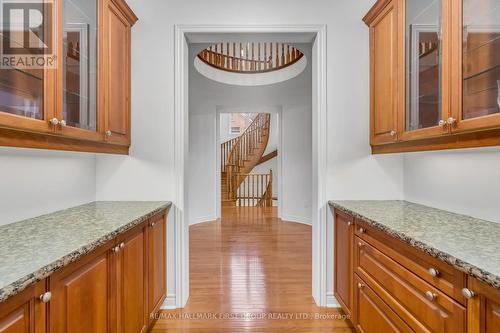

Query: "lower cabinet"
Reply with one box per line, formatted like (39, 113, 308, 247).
(333, 207, 495, 333)
(115, 224, 148, 333)
(333, 209, 354, 316)
(465, 277, 500, 333)
(147, 212, 167, 323)
(49, 243, 114, 333)
(0, 210, 167, 333)
(353, 274, 413, 333)
(0, 282, 47, 333)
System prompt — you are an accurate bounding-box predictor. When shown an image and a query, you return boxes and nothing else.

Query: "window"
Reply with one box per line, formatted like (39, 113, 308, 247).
(230, 126, 241, 134)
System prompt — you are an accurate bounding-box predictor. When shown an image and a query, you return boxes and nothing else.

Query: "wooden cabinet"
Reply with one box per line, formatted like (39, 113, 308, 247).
(332, 207, 475, 333)
(365, 0, 500, 153)
(333, 209, 354, 316)
(49, 242, 114, 333)
(0, 209, 168, 333)
(367, 0, 399, 145)
(353, 275, 413, 333)
(0, 282, 47, 333)
(465, 277, 500, 333)
(105, 0, 133, 146)
(115, 224, 148, 333)
(147, 213, 167, 320)
(0, 0, 137, 154)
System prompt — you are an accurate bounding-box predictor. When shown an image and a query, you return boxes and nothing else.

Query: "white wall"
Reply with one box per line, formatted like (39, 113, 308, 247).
(0, 148, 96, 224)
(403, 148, 500, 223)
(188, 44, 312, 225)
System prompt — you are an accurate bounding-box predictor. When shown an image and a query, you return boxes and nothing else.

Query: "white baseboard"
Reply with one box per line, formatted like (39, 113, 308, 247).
(281, 214, 312, 226)
(326, 293, 340, 308)
(160, 294, 177, 309)
(189, 215, 217, 226)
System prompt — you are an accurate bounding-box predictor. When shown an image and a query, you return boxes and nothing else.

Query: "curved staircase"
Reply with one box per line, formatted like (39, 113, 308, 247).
(221, 113, 273, 207)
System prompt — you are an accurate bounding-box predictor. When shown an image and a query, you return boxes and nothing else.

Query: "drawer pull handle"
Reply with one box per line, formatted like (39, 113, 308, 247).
(358, 227, 366, 234)
(462, 288, 476, 299)
(39, 292, 52, 303)
(428, 268, 440, 277)
(425, 291, 437, 302)
(357, 282, 365, 289)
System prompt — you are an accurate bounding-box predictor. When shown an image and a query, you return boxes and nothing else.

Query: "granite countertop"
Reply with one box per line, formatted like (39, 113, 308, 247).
(0, 201, 171, 303)
(329, 200, 500, 290)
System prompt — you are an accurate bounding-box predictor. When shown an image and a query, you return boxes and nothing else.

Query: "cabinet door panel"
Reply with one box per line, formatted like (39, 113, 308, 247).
(467, 277, 500, 333)
(355, 237, 465, 333)
(370, 0, 399, 145)
(333, 209, 354, 316)
(105, 1, 131, 145)
(148, 214, 167, 319)
(452, 0, 500, 132)
(117, 228, 147, 333)
(354, 275, 413, 333)
(399, 0, 451, 140)
(50, 248, 111, 333)
(0, 282, 46, 333)
(0, 0, 55, 134)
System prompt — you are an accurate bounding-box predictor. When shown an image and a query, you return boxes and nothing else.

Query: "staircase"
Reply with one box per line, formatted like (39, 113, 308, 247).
(221, 113, 273, 207)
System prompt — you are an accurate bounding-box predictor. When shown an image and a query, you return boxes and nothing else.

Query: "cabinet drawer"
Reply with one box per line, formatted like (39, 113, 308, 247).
(354, 274, 413, 333)
(355, 237, 465, 333)
(355, 219, 466, 304)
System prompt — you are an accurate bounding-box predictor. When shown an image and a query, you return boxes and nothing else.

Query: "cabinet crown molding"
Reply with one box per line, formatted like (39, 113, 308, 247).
(111, 0, 138, 25)
(362, 0, 392, 26)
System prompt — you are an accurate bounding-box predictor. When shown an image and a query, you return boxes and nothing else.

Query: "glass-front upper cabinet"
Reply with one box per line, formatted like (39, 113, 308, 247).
(0, 0, 55, 133)
(451, 0, 500, 132)
(400, 0, 451, 140)
(55, 0, 102, 140)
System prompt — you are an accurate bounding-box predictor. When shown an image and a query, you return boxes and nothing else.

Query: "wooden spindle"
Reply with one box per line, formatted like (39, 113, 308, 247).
(251, 42, 255, 71)
(287, 45, 290, 64)
(281, 43, 285, 66)
(276, 43, 279, 68)
(258, 43, 261, 71)
(226, 42, 230, 69)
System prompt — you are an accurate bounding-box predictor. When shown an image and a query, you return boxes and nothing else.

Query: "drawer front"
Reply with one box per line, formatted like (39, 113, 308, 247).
(355, 219, 466, 304)
(354, 274, 414, 333)
(355, 237, 465, 333)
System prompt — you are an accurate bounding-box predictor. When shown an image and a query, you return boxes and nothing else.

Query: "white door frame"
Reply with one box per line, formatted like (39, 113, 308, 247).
(174, 24, 327, 308)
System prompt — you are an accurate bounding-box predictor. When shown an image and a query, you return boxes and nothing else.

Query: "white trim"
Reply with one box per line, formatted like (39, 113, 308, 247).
(281, 215, 312, 226)
(174, 24, 328, 309)
(326, 293, 341, 308)
(160, 294, 177, 310)
(190, 215, 218, 226)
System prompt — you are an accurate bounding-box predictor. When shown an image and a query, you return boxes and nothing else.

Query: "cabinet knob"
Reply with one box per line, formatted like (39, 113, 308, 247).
(462, 288, 476, 299)
(112, 246, 120, 253)
(49, 118, 60, 126)
(39, 292, 52, 303)
(358, 242, 364, 248)
(106, 130, 112, 137)
(357, 282, 365, 289)
(447, 117, 457, 125)
(151, 221, 156, 227)
(347, 221, 352, 227)
(390, 130, 397, 137)
(428, 267, 440, 277)
(438, 119, 447, 127)
(425, 291, 437, 302)
(119, 242, 125, 249)
(358, 227, 366, 234)
(60, 119, 67, 126)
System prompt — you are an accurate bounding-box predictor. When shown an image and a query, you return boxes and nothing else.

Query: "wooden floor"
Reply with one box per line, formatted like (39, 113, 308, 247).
(151, 207, 354, 332)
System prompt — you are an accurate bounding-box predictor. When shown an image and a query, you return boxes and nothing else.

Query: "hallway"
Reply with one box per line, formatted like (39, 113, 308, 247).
(151, 207, 354, 332)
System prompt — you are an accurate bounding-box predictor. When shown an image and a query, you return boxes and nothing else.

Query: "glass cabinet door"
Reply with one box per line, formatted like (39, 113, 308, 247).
(453, 0, 500, 131)
(56, 0, 101, 139)
(401, 0, 451, 139)
(0, 1, 55, 132)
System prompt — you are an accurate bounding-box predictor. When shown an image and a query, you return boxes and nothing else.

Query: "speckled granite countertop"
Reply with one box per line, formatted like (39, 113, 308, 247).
(329, 200, 500, 290)
(0, 201, 171, 303)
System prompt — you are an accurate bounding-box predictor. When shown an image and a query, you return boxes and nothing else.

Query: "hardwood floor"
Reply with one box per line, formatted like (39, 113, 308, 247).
(150, 207, 355, 332)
